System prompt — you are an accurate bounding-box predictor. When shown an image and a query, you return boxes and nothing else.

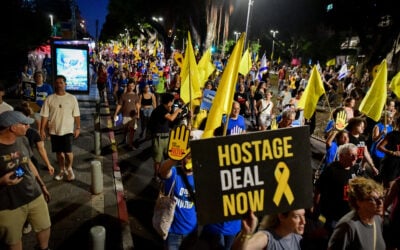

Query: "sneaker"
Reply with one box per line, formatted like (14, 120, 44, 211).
(66, 168, 75, 182)
(23, 223, 32, 234)
(54, 170, 65, 181)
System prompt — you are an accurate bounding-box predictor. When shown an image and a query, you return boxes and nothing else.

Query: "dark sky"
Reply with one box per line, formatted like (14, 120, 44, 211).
(76, 0, 109, 37)
(75, 0, 317, 44)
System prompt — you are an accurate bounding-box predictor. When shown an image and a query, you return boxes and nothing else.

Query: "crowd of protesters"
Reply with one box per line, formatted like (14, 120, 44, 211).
(3, 40, 400, 249)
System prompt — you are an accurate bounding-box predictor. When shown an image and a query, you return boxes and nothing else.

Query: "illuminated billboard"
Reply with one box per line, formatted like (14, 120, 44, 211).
(52, 40, 90, 93)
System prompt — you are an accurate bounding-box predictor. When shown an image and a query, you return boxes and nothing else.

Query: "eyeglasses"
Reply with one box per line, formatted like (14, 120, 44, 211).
(363, 196, 384, 204)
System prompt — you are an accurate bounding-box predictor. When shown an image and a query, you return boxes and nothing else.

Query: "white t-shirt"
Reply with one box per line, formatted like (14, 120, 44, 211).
(0, 101, 14, 114)
(40, 93, 80, 135)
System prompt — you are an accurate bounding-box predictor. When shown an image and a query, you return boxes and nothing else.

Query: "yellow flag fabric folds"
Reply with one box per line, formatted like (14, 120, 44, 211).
(180, 32, 202, 104)
(326, 58, 336, 66)
(202, 33, 245, 139)
(297, 65, 325, 119)
(389, 71, 400, 98)
(239, 48, 252, 76)
(359, 59, 387, 122)
(197, 47, 216, 87)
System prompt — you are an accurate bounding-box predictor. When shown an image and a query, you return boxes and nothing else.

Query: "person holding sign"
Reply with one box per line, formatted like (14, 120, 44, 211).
(158, 125, 197, 249)
(231, 209, 306, 250)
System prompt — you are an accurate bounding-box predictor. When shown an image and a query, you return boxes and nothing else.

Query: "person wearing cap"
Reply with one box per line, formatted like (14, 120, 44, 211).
(40, 75, 80, 182)
(0, 110, 51, 250)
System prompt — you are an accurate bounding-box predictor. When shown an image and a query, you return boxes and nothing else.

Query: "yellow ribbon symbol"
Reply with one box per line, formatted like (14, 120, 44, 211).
(273, 162, 294, 206)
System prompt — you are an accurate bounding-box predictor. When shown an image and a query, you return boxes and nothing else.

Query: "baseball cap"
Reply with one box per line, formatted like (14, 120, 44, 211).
(0, 111, 34, 129)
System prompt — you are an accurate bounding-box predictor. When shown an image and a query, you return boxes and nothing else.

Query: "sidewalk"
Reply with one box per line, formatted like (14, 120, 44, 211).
(5, 84, 133, 250)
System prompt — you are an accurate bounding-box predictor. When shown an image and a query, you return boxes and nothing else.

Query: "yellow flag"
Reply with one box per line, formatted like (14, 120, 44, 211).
(113, 44, 120, 54)
(389, 71, 400, 98)
(297, 65, 325, 119)
(173, 51, 184, 68)
(359, 59, 387, 122)
(326, 58, 336, 66)
(202, 33, 245, 139)
(180, 32, 202, 104)
(277, 56, 281, 65)
(197, 47, 216, 87)
(238, 48, 252, 76)
(153, 39, 158, 57)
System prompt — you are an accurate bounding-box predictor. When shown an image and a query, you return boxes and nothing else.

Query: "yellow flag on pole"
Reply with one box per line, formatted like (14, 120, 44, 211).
(153, 39, 158, 57)
(326, 58, 336, 66)
(389, 71, 400, 98)
(180, 32, 202, 104)
(297, 65, 325, 119)
(197, 47, 216, 87)
(238, 48, 252, 76)
(359, 59, 388, 122)
(202, 33, 245, 139)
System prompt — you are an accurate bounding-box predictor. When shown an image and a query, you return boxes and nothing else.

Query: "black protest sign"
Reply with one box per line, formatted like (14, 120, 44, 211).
(190, 126, 313, 225)
(22, 81, 36, 102)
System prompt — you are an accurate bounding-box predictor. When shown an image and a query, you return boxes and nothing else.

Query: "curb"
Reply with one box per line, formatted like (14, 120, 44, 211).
(102, 96, 134, 249)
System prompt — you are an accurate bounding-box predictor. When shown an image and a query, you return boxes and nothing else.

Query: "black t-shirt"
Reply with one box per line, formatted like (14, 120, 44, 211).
(0, 137, 41, 210)
(316, 161, 357, 221)
(149, 104, 171, 134)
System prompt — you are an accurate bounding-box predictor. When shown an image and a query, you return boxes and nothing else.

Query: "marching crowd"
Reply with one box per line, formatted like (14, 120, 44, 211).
(1, 41, 400, 250)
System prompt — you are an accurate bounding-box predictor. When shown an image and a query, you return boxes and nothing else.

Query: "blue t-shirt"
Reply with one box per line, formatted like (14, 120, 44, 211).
(164, 167, 197, 234)
(202, 220, 241, 235)
(223, 115, 246, 135)
(325, 141, 339, 167)
(370, 122, 393, 158)
(36, 83, 54, 107)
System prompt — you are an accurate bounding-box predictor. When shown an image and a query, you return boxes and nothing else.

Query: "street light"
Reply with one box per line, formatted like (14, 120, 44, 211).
(49, 14, 55, 36)
(234, 31, 240, 41)
(245, 0, 254, 47)
(270, 30, 279, 60)
(152, 16, 163, 22)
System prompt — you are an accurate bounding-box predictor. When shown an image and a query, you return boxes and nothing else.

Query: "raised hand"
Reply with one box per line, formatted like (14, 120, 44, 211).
(168, 125, 191, 161)
(335, 110, 348, 131)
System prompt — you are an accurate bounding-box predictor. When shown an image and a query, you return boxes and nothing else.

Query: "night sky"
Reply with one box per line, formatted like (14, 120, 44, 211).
(76, 0, 109, 37)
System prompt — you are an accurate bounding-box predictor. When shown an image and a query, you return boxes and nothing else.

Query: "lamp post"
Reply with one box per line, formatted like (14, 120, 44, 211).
(270, 30, 279, 60)
(244, 0, 254, 47)
(234, 31, 240, 41)
(49, 14, 54, 36)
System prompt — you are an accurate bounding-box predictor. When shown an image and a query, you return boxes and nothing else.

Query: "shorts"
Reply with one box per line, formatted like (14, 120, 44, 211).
(0, 195, 51, 245)
(50, 133, 73, 153)
(152, 135, 169, 163)
(122, 117, 137, 130)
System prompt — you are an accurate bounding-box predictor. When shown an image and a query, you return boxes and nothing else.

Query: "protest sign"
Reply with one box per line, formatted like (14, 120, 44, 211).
(190, 126, 313, 224)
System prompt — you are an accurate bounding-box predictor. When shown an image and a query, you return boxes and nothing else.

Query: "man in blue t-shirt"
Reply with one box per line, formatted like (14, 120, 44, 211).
(33, 71, 53, 130)
(223, 101, 247, 135)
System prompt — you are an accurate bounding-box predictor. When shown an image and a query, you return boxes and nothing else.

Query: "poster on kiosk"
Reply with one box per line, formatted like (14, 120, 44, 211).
(51, 40, 90, 94)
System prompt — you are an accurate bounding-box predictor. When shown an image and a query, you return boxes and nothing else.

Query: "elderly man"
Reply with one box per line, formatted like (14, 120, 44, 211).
(0, 111, 51, 250)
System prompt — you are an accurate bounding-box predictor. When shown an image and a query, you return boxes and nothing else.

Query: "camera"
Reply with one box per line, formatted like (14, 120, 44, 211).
(172, 102, 189, 119)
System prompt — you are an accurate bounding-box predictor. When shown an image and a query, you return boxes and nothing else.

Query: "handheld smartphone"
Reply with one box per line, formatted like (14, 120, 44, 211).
(14, 165, 25, 178)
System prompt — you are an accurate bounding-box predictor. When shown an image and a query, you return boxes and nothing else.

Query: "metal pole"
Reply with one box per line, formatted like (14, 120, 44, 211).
(270, 30, 279, 61)
(94, 100, 101, 156)
(244, 0, 253, 47)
